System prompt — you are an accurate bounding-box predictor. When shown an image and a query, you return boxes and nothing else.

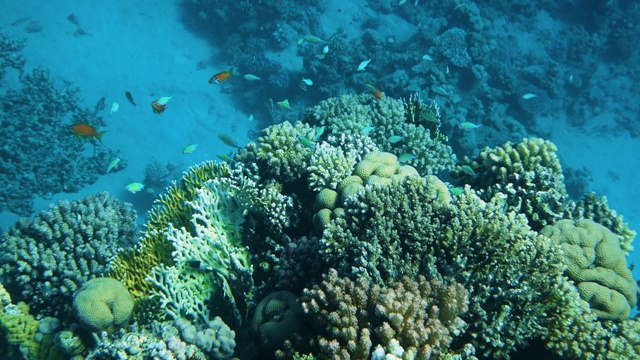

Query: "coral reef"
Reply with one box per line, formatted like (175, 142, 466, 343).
(300, 269, 471, 359)
(541, 219, 637, 320)
(0, 67, 120, 216)
(0, 33, 26, 79)
(0, 192, 137, 318)
(434, 27, 472, 68)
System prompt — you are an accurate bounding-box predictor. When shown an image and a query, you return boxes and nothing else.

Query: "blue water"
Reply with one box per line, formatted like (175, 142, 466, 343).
(1, 1, 639, 358)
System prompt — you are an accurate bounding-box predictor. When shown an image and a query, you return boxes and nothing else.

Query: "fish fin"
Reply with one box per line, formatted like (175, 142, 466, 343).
(95, 131, 108, 143)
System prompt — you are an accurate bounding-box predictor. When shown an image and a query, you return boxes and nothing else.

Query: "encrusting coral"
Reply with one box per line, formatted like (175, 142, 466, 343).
(0, 192, 137, 318)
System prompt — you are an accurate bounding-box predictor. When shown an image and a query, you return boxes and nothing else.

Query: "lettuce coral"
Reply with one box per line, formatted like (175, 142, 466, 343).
(0, 192, 136, 318)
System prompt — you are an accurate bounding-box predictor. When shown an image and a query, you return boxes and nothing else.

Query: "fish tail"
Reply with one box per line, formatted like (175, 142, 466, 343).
(95, 131, 108, 143)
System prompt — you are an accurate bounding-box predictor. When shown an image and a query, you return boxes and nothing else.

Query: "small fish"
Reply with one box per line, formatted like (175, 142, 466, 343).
(182, 144, 198, 154)
(521, 93, 537, 100)
(71, 124, 107, 142)
(360, 125, 376, 135)
(357, 58, 372, 71)
(399, 0, 408, 4)
(459, 122, 482, 130)
(297, 35, 324, 44)
(157, 96, 173, 106)
(218, 134, 241, 148)
(151, 100, 168, 115)
(107, 158, 120, 173)
(423, 112, 439, 123)
(277, 99, 292, 110)
(298, 136, 315, 150)
(110, 101, 119, 115)
(321, 45, 329, 55)
(301, 78, 313, 86)
(433, 86, 449, 96)
(94, 97, 106, 113)
(388, 135, 404, 143)
(366, 81, 382, 99)
(313, 126, 325, 141)
(125, 91, 136, 106)
(398, 153, 415, 163)
(248, 114, 254, 122)
(422, 54, 433, 61)
(460, 165, 476, 176)
(125, 182, 145, 194)
(243, 74, 261, 81)
(450, 187, 464, 196)
(209, 68, 234, 84)
(216, 153, 235, 162)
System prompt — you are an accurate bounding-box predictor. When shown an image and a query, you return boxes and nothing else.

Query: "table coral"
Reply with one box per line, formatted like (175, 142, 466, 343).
(0, 192, 136, 319)
(540, 219, 637, 320)
(300, 269, 471, 359)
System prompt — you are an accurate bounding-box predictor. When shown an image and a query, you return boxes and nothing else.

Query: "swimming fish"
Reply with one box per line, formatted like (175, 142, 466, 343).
(422, 54, 433, 61)
(313, 126, 325, 141)
(460, 165, 476, 176)
(298, 136, 315, 150)
(450, 187, 464, 196)
(125, 182, 145, 194)
(277, 99, 292, 110)
(366, 81, 383, 99)
(521, 93, 537, 100)
(433, 86, 449, 96)
(209, 68, 234, 84)
(297, 35, 324, 44)
(182, 144, 198, 154)
(106, 158, 120, 173)
(94, 97, 106, 114)
(459, 122, 482, 130)
(360, 125, 376, 135)
(388, 135, 404, 143)
(248, 114, 254, 122)
(218, 134, 241, 148)
(109, 101, 119, 115)
(301, 78, 313, 86)
(423, 111, 439, 123)
(357, 58, 372, 71)
(216, 153, 235, 162)
(71, 123, 107, 142)
(398, 153, 415, 163)
(125, 91, 136, 106)
(243, 74, 261, 81)
(151, 96, 173, 115)
(157, 96, 173, 105)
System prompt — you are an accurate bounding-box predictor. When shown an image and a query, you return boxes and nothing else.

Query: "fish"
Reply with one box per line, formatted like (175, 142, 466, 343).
(321, 45, 329, 54)
(301, 78, 313, 86)
(94, 97, 106, 114)
(422, 54, 433, 61)
(357, 58, 372, 71)
(106, 158, 120, 173)
(248, 114, 254, 122)
(277, 99, 292, 110)
(125, 91, 136, 106)
(388, 135, 404, 143)
(182, 144, 198, 154)
(209, 68, 234, 84)
(71, 124, 107, 142)
(399, 0, 408, 4)
(521, 93, 537, 100)
(433, 86, 449, 96)
(366, 81, 383, 99)
(460, 165, 476, 176)
(243, 74, 261, 81)
(110, 101, 119, 115)
(125, 182, 145, 194)
(360, 125, 376, 135)
(216, 153, 235, 162)
(450, 187, 464, 195)
(398, 153, 415, 163)
(459, 122, 482, 130)
(218, 134, 241, 148)
(423, 112, 439, 123)
(151, 100, 167, 115)
(313, 126, 325, 141)
(157, 96, 173, 106)
(298, 136, 315, 150)
(297, 35, 324, 44)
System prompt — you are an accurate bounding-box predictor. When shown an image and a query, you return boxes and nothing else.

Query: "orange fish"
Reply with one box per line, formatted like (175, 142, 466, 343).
(208, 67, 234, 84)
(71, 124, 106, 142)
(151, 100, 167, 115)
(366, 81, 383, 99)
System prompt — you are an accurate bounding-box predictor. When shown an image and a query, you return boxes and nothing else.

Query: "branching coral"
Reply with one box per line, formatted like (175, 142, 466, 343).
(300, 269, 471, 359)
(0, 192, 136, 318)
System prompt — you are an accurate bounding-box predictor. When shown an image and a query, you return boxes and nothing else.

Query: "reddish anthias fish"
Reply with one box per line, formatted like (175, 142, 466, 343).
(70, 123, 106, 142)
(208, 67, 234, 84)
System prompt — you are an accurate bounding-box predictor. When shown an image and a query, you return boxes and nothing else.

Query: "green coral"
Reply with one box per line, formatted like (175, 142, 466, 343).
(540, 219, 637, 320)
(0, 192, 136, 318)
(453, 137, 567, 230)
(303, 94, 456, 175)
(72, 277, 134, 333)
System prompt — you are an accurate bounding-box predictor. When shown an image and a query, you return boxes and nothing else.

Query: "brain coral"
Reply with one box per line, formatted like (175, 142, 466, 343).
(540, 219, 637, 320)
(72, 277, 134, 333)
(0, 192, 137, 318)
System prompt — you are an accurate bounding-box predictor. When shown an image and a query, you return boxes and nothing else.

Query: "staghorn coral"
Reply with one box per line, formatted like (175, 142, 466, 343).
(452, 137, 567, 231)
(300, 269, 471, 359)
(0, 192, 136, 318)
(0, 67, 120, 216)
(303, 94, 455, 176)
